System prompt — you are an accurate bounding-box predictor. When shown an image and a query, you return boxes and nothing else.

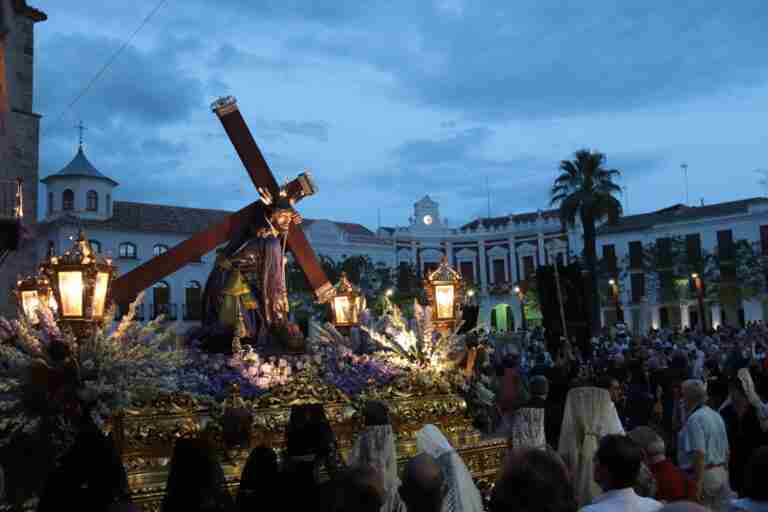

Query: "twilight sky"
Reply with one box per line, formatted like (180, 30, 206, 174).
(33, 1, 768, 230)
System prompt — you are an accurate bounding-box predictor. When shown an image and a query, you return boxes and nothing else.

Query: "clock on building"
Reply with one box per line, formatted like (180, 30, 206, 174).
(423, 214, 433, 225)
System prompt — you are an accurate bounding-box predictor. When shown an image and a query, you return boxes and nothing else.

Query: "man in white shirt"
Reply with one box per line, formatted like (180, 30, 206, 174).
(678, 379, 733, 512)
(580, 434, 662, 512)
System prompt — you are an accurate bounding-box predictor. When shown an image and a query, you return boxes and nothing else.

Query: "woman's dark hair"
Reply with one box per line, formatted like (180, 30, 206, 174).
(363, 401, 390, 426)
(595, 435, 643, 490)
(490, 448, 576, 512)
(37, 428, 131, 512)
(162, 438, 234, 512)
(286, 403, 337, 461)
(743, 446, 768, 501)
(236, 446, 279, 512)
(728, 376, 747, 396)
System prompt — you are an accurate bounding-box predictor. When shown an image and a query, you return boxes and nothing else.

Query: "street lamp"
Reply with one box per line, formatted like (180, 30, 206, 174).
(43, 230, 117, 338)
(691, 273, 706, 330)
(514, 284, 527, 331)
(14, 273, 57, 324)
(331, 272, 365, 328)
(608, 278, 623, 323)
(424, 257, 464, 331)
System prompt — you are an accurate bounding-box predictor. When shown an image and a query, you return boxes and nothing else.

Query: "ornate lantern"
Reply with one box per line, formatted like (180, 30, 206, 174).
(14, 272, 57, 324)
(43, 230, 117, 338)
(424, 257, 464, 329)
(331, 272, 365, 328)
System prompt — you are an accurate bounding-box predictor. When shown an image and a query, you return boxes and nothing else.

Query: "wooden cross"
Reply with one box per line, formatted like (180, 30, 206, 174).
(111, 96, 333, 306)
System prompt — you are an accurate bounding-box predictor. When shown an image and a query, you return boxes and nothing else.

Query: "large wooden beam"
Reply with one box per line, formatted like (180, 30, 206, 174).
(211, 97, 333, 302)
(111, 201, 261, 306)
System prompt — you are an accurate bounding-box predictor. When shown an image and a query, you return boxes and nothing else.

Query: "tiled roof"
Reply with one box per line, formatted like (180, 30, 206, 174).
(43, 201, 230, 235)
(302, 219, 376, 237)
(460, 209, 560, 230)
(41, 147, 118, 186)
(598, 198, 768, 235)
(43, 202, 377, 238)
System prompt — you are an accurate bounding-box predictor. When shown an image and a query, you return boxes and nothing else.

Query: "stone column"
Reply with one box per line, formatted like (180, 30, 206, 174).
(537, 232, 545, 266)
(711, 303, 723, 328)
(508, 237, 518, 283)
(445, 240, 453, 266)
(681, 304, 691, 329)
(478, 241, 488, 292)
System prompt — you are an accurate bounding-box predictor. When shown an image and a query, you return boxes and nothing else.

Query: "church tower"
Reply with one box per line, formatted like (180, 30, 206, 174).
(0, 1, 46, 315)
(41, 143, 118, 222)
(413, 195, 442, 230)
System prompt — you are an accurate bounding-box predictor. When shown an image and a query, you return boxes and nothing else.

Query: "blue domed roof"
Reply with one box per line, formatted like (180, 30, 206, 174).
(41, 146, 118, 186)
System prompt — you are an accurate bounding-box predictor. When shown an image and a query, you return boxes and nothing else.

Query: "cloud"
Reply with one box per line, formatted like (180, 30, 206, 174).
(272, 1, 768, 120)
(29, 0, 768, 231)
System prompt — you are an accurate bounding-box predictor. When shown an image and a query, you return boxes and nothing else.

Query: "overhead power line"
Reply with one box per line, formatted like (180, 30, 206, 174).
(43, 0, 170, 137)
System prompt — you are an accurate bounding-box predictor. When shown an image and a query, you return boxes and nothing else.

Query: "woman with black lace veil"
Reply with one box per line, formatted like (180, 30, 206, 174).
(37, 413, 132, 512)
(348, 401, 405, 512)
(281, 404, 345, 510)
(236, 446, 280, 512)
(161, 438, 235, 512)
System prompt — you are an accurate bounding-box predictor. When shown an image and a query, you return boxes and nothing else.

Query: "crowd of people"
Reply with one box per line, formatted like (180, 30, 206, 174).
(3, 321, 768, 512)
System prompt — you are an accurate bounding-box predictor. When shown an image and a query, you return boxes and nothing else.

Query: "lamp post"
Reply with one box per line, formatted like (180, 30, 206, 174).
(331, 272, 365, 329)
(608, 278, 623, 323)
(424, 257, 464, 332)
(514, 284, 527, 331)
(42, 230, 117, 339)
(691, 273, 706, 330)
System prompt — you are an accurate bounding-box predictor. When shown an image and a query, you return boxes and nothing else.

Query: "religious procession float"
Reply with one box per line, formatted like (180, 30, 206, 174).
(0, 98, 508, 511)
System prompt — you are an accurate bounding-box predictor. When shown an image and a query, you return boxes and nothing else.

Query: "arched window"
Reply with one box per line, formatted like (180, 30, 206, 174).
(119, 242, 137, 259)
(153, 281, 172, 319)
(62, 189, 74, 211)
(89, 240, 102, 254)
(47, 191, 53, 215)
(86, 190, 98, 211)
(153, 244, 169, 256)
(185, 281, 202, 321)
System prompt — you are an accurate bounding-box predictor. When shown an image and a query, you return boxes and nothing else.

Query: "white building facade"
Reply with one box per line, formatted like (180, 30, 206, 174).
(37, 146, 768, 333)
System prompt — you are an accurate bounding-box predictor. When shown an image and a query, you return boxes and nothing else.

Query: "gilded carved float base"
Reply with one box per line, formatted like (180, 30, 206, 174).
(117, 393, 506, 511)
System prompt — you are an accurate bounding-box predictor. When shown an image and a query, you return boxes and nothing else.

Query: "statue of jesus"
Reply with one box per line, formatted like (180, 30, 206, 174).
(201, 184, 302, 350)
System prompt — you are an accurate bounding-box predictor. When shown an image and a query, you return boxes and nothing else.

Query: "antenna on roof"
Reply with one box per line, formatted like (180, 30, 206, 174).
(486, 176, 491, 218)
(756, 169, 768, 196)
(681, 163, 689, 206)
(377, 208, 381, 231)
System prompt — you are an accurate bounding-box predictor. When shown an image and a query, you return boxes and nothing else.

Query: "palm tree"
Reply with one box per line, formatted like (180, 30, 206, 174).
(551, 149, 623, 336)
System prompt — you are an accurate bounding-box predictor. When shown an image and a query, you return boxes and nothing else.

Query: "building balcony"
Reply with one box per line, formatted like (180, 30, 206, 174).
(488, 282, 513, 296)
(183, 303, 202, 321)
(151, 303, 177, 321)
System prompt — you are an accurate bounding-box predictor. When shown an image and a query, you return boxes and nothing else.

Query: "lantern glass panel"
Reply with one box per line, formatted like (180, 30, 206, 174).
(334, 296, 352, 325)
(48, 292, 58, 312)
(21, 290, 40, 320)
(92, 272, 110, 317)
(435, 284, 455, 320)
(59, 271, 84, 317)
